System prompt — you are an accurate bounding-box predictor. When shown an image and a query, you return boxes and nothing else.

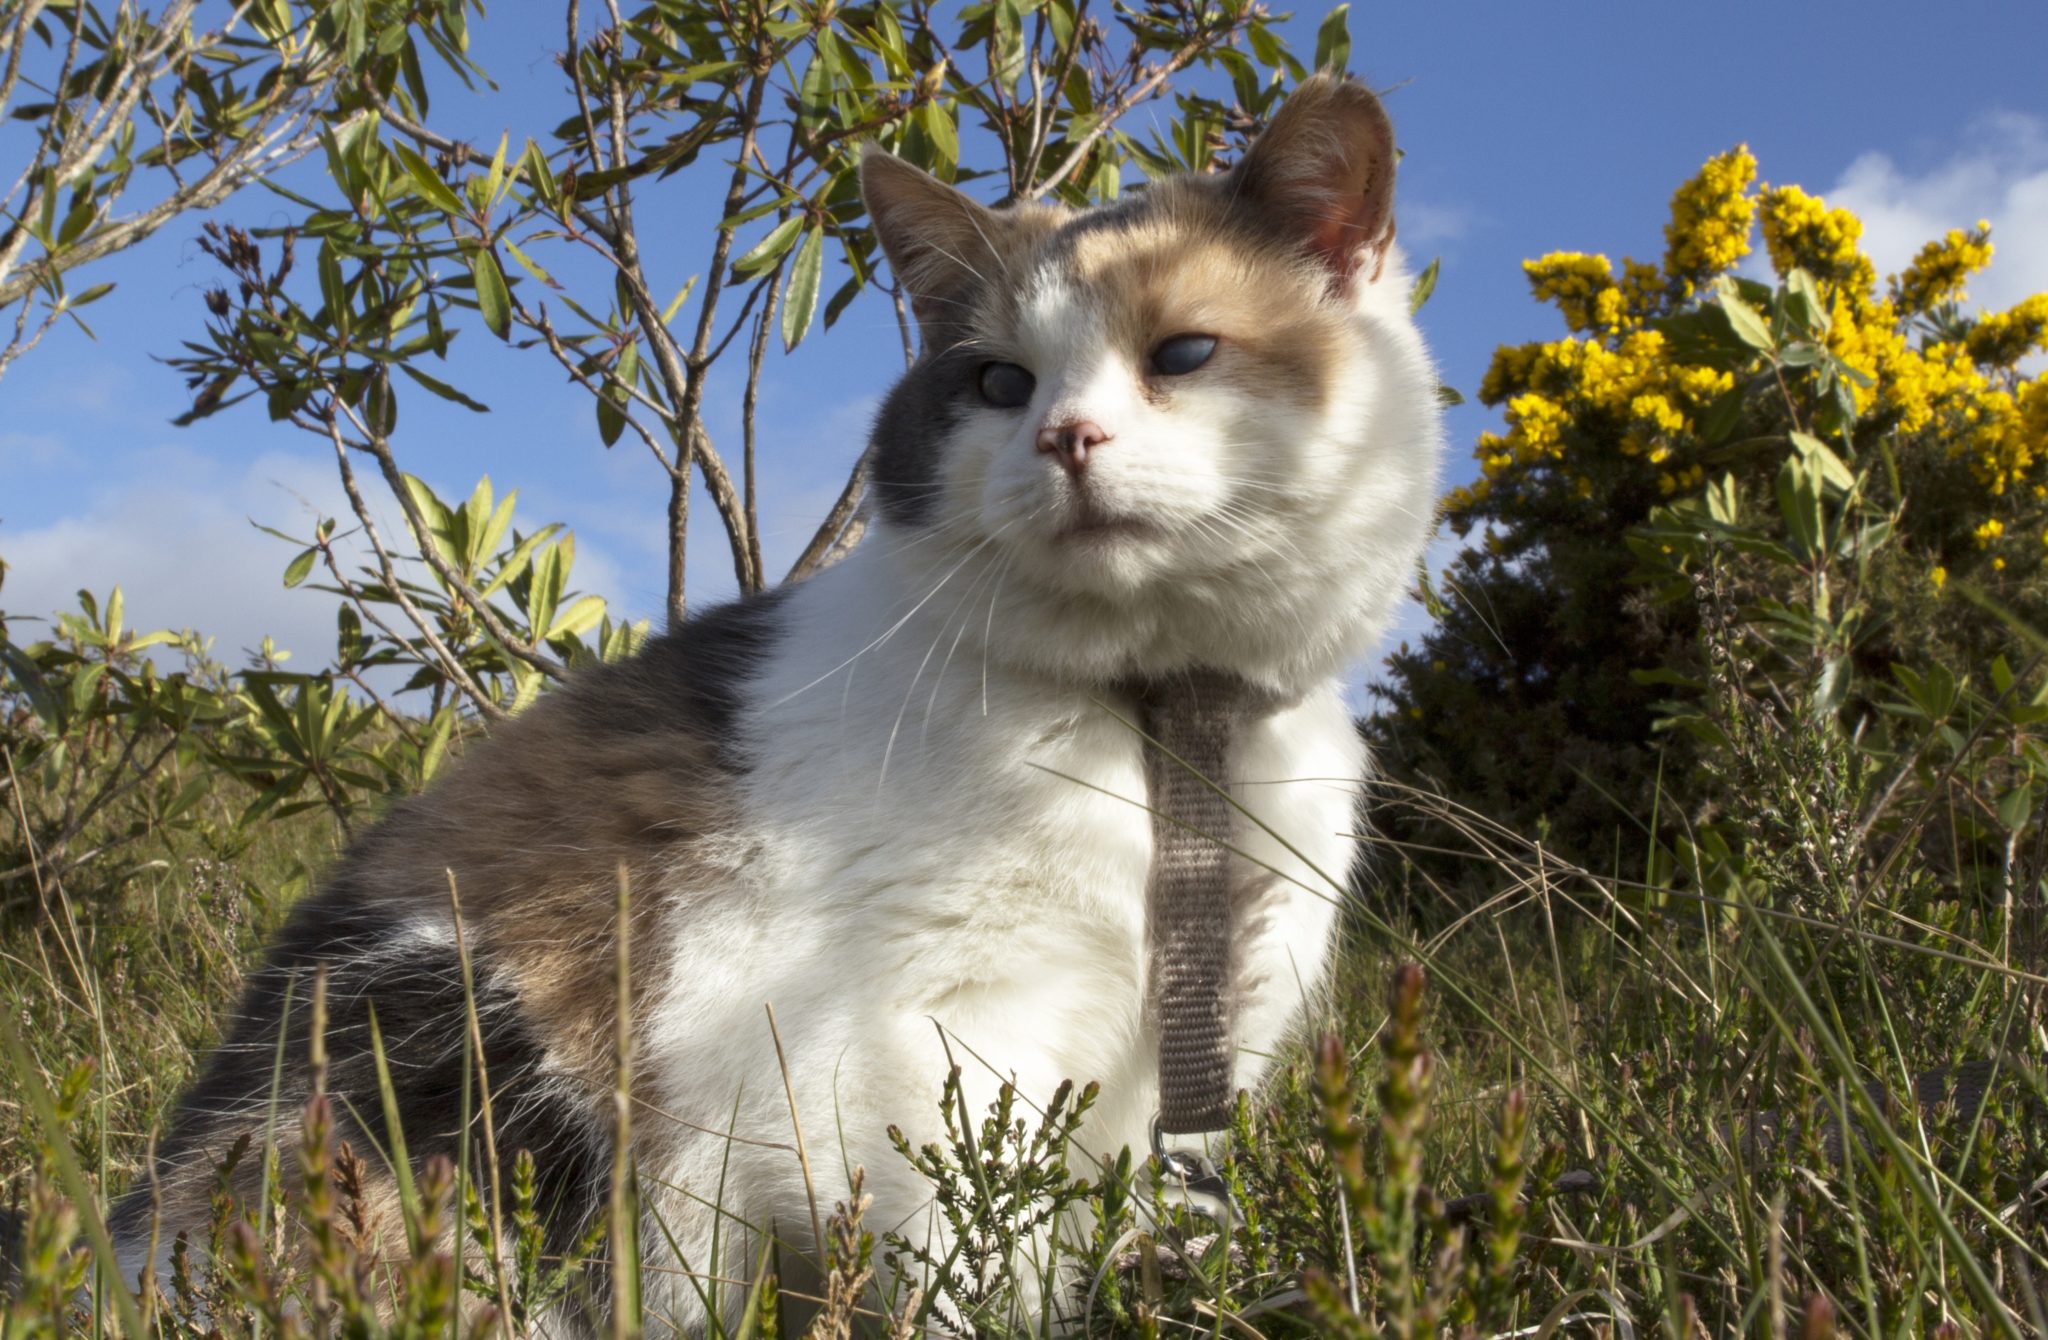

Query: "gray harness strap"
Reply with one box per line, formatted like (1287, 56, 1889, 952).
(1135, 668, 1276, 1135)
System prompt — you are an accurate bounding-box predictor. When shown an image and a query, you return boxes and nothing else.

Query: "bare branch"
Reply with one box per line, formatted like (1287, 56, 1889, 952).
(1025, 34, 1214, 200)
(742, 254, 788, 588)
(785, 454, 869, 584)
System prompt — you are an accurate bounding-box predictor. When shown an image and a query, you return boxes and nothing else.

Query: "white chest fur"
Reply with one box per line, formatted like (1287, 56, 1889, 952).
(631, 548, 1362, 1271)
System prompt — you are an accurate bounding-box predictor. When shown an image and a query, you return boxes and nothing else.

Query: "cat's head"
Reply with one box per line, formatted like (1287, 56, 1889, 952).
(859, 74, 1442, 696)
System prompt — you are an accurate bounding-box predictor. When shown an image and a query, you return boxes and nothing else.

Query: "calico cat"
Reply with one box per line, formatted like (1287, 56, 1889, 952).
(110, 72, 1443, 1332)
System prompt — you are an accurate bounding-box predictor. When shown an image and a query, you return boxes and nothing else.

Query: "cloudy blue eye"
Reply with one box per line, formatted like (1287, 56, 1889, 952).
(1151, 334, 1218, 376)
(978, 361, 1036, 408)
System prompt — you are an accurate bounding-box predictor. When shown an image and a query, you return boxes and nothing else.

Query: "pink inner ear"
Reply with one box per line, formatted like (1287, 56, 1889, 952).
(1303, 180, 1393, 286)
(1308, 211, 1370, 280)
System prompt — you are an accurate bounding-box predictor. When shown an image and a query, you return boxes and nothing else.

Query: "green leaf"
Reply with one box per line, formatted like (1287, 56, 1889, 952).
(1785, 267, 1829, 334)
(392, 141, 466, 215)
(920, 101, 958, 172)
(1813, 656, 1850, 719)
(1776, 454, 1822, 559)
(365, 370, 398, 437)
(1435, 383, 1464, 407)
(1408, 256, 1438, 315)
(1629, 667, 1705, 690)
(1715, 275, 1774, 352)
(661, 274, 700, 326)
(733, 216, 802, 278)
(484, 132, 509, 206)
(398, 363, 491, 412)
(1788, 430, 1856, 493)
(501, 238, 556, 288)
(781, 226, 825, 352)
(318, 240, 350, 339)
(400, 473, 456, 558)
(597, 390, 626, 446)
(1314, 3, 1350, 72)
(1247, 21, 1283, 68)
(520, 138, 560, 211)
(468, 247, 511, 338)
(1998, 784, 2035, 832)
(419, 708, 456, 782)
(283, 548, 317, 589)
(547, 593, 606, 640)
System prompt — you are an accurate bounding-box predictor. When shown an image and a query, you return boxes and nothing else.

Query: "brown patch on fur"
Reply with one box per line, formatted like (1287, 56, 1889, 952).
(120, 613, 771, 1281)
(1072, 197, 1349, 410)
(356, 664, 738, 1088)
(986, 181, 1353, 416)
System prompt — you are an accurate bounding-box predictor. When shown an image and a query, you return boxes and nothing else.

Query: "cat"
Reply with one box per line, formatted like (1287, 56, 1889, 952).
(109, 72, 1443, 1333)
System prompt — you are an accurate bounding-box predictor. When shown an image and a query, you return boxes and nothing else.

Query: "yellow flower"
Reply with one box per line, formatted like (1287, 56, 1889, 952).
(1969, 374, 2048, 495)
(1664, 146, 1758, 290)
(1759, 184, 1876, 293)
(1966, 294, 2048, 368)
(1525, 252, 1629, 334)
(1630, 392, 1687, 435)
(1478, 343, 1545, 405)
(1822, 291, 1902, 416)
(1931, 566, 1948, 589)
(1974, 518, 2005, 545)
(1884, 340, 1985, 435)
(1893, 224, 1994, 315)
(1620, 259, 1666, 321)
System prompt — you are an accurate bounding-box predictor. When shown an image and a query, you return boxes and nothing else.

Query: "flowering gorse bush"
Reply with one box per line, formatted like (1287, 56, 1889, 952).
(1450, 148, 2045, 525)
(1381, 146, 2048, 900)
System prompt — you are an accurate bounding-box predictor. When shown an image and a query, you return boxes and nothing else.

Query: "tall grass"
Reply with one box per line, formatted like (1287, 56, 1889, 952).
(2, 683, 2044, 1336)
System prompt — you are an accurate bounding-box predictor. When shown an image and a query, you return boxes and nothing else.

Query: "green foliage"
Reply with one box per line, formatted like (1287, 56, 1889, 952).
(1376, 149, 2048, 919)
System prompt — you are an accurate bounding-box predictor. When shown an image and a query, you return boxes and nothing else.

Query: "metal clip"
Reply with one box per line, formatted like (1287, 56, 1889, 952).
(1151, 1119, 1241, 1231)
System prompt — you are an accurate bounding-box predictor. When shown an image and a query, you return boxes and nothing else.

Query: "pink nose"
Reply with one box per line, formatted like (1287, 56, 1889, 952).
(1035, 419, 1110, 476)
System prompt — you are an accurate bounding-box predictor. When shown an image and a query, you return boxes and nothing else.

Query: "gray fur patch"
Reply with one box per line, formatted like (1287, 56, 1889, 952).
(868, 339, 983, 528)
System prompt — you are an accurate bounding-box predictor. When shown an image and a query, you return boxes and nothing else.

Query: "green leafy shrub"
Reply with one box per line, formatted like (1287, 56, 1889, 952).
(1377, 146, 2048, 913)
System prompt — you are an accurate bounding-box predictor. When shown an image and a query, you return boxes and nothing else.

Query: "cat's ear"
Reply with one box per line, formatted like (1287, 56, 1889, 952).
(861, 147, 1006, 331)
(1229, 74, 1398, 291)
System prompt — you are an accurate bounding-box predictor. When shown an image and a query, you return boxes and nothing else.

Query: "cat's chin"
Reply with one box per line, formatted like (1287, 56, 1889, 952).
(1021, 520, 1174, 598)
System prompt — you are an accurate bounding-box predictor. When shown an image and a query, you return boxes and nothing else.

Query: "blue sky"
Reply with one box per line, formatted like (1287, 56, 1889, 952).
(5, 0, 2048, 688)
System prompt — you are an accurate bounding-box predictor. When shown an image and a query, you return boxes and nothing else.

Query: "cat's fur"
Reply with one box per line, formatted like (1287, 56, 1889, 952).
(111, 74, 1442, 1331)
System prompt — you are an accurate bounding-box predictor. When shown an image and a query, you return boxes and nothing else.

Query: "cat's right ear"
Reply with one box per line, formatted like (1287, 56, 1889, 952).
(861, 147, 1004, 332)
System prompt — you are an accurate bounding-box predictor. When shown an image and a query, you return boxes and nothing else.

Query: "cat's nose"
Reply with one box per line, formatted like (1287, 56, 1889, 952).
(1035, 419, 1110, 476)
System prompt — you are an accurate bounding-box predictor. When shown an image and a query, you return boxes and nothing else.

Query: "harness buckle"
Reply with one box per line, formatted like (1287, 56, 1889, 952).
(1150, 1119, 1242, 1232)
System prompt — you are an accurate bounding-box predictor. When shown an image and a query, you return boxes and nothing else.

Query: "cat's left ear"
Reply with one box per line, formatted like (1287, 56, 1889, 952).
(1228, 74, 1398, 291)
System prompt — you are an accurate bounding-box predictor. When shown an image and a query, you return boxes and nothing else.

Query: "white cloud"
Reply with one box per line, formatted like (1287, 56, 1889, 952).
(2, 447, 352, 665)
(1400, 198, 1474, 248)
(0, 447, 628, 674)
(0, 430, 70, 471)
(1822, 112, 2048, 315)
